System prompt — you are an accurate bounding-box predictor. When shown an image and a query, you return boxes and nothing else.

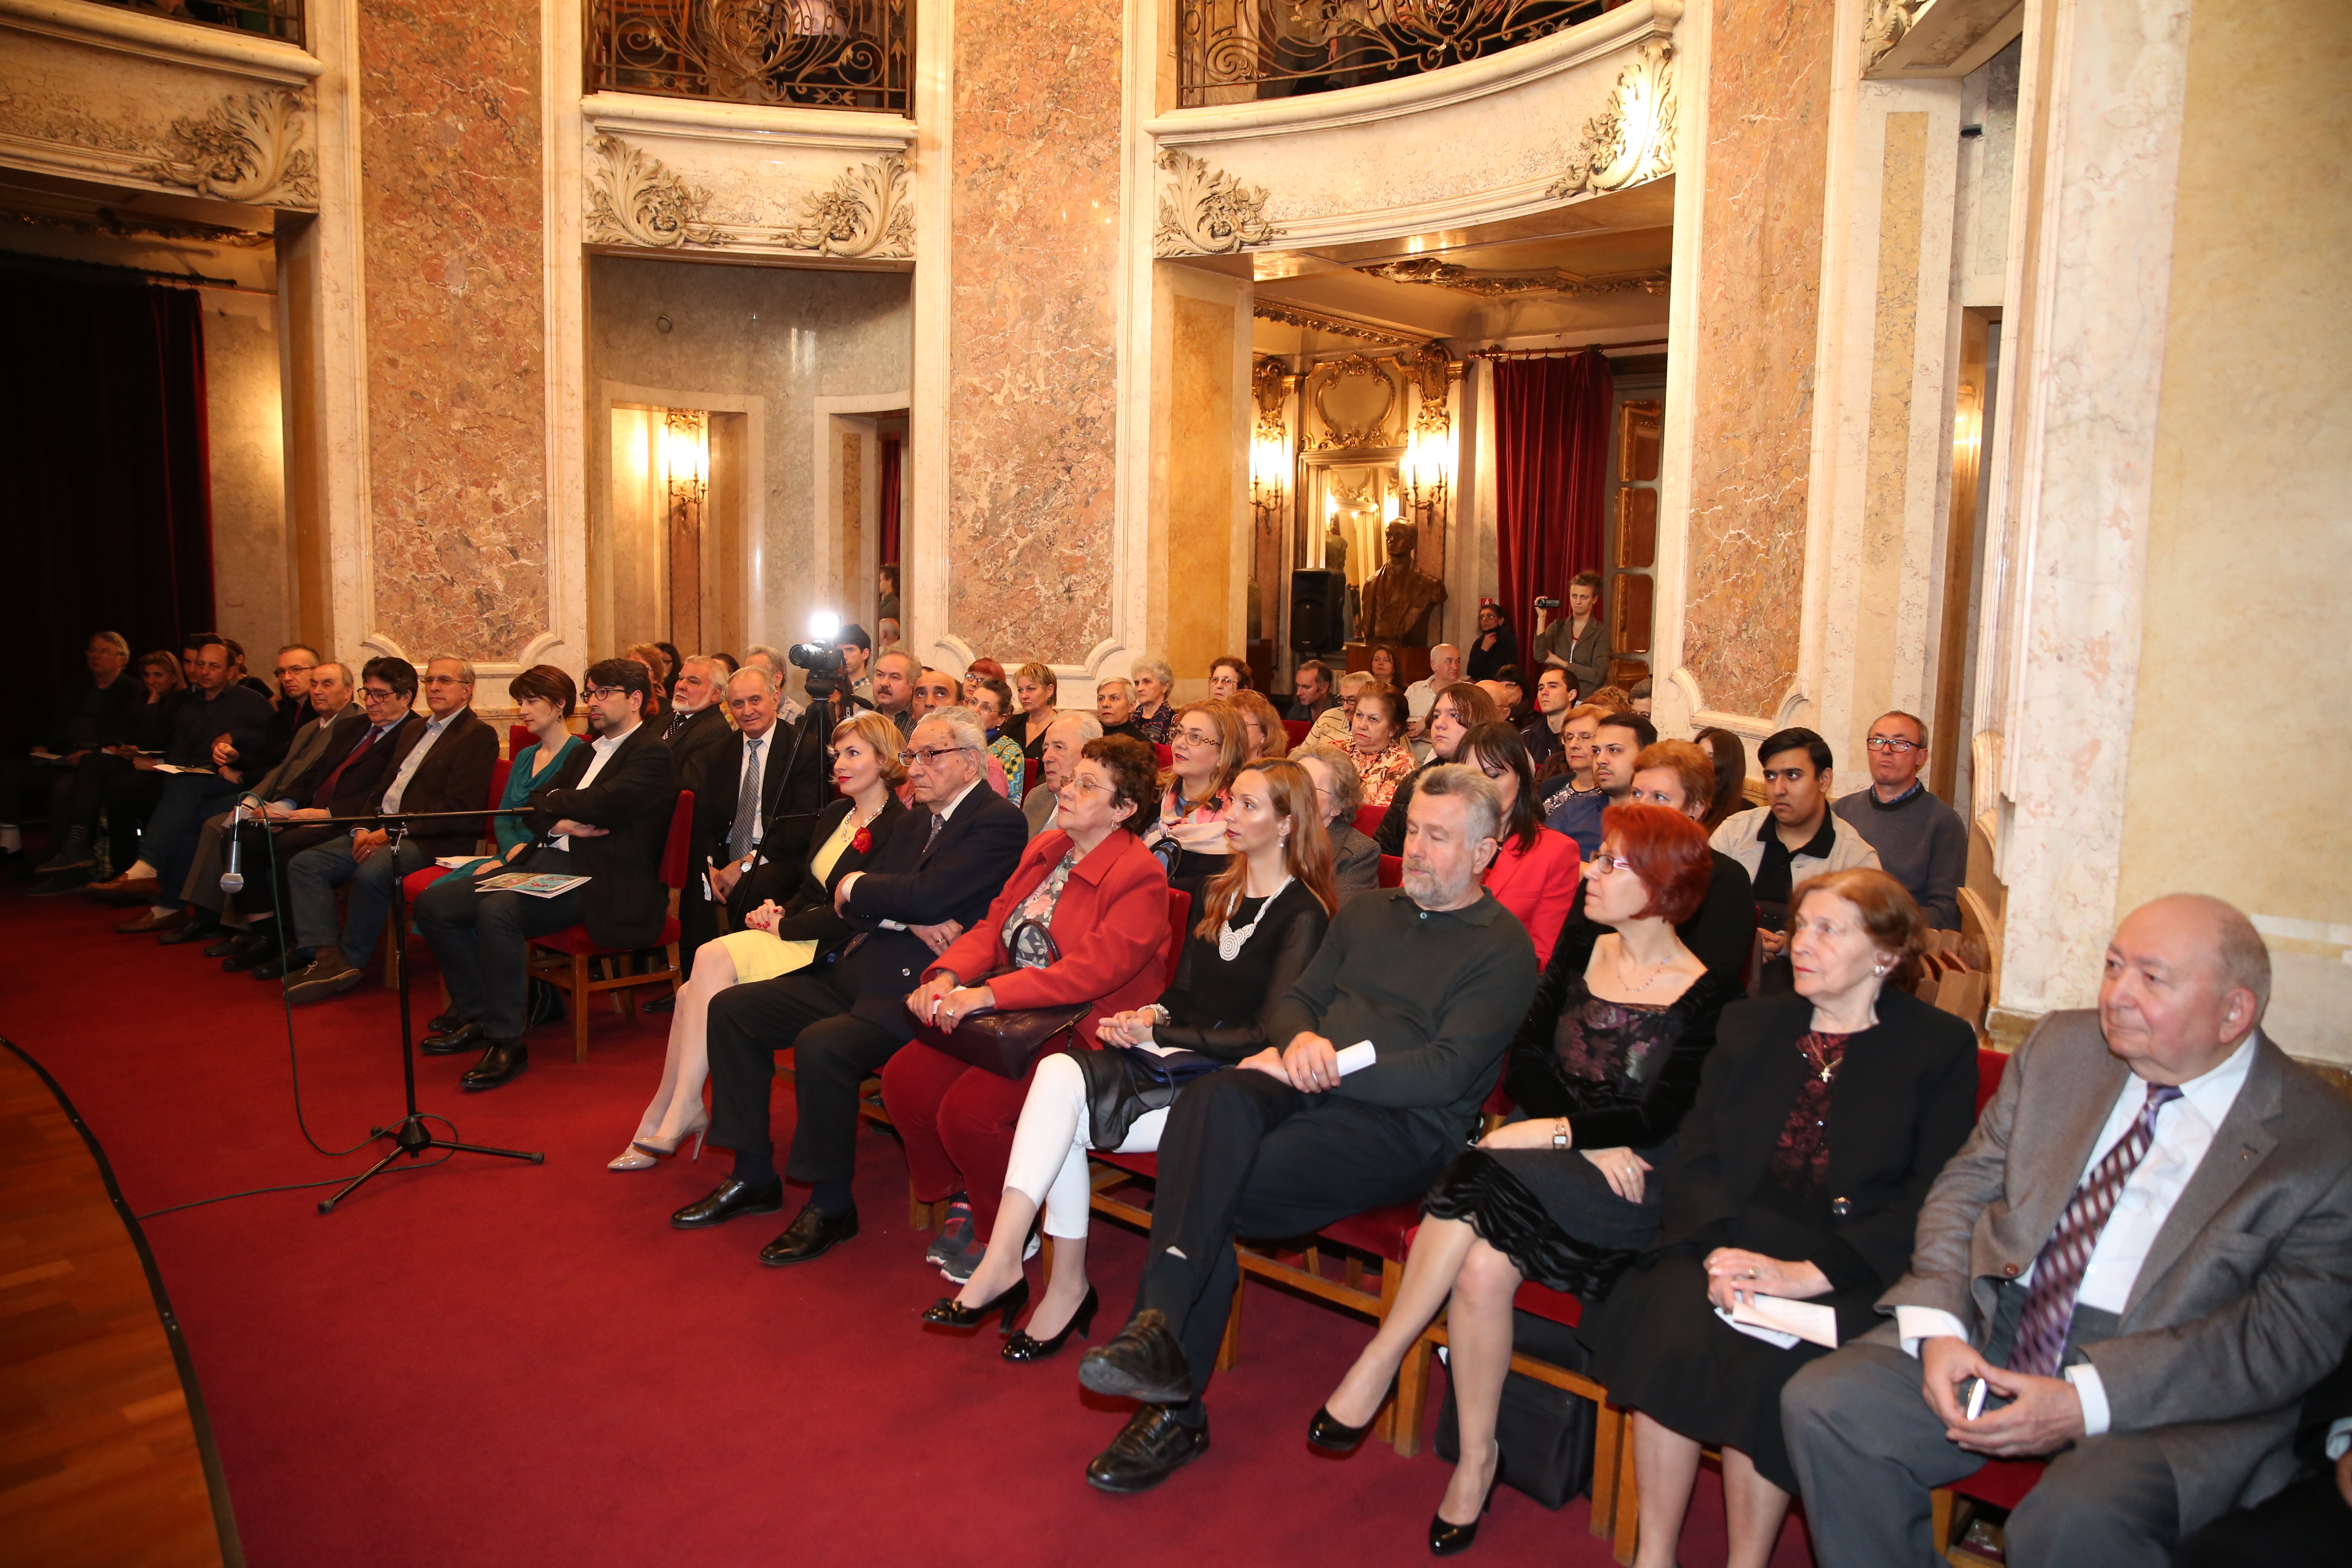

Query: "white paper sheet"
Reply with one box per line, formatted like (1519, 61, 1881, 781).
(1335, 1040, 1378, 1075)
(1714, 1294, 1839, 1351)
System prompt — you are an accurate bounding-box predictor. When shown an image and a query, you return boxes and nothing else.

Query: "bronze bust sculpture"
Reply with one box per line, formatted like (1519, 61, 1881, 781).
(1359, 520, 1447, 646)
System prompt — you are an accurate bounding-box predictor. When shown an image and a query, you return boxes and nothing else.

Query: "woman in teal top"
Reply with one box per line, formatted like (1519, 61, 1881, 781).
(970, 675, 1026, 805)
(492, 667, 585, 861)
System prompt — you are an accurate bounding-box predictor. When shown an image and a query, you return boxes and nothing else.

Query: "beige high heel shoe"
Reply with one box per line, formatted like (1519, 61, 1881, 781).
(628, 1109, 710, 1162)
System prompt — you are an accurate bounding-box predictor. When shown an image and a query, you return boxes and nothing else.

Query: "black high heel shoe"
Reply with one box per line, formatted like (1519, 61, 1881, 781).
(1002, 1285, 1098, 1362)
(922, 1276, 1031, 1332)
(1306, 1399, 1379, 1453)
(1428, 1451, 1505, 1556)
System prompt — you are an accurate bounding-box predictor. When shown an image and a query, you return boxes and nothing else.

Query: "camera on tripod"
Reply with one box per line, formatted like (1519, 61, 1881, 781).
(789, 611, 848, 699)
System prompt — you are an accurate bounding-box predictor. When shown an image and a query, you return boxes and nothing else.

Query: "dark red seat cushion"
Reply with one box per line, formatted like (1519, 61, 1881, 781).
(1951, 1457, 2043, 1507)
(533, 919, 682, 957)
(1511, 1280, 1585, 1329)
(1319, 1202, 1420, 1262)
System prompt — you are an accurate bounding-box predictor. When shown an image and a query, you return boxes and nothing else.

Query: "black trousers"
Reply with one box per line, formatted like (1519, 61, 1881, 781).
(412, 849, 587, 1042)
(2174, 1469, 2352, 1568)
(1133, 1069, 1456, 1412)
(93, 761, 165, 867)
(705, 965, 903, 1186)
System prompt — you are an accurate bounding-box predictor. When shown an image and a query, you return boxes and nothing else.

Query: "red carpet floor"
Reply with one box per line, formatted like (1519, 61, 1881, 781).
(1, 878, 1815, 1567)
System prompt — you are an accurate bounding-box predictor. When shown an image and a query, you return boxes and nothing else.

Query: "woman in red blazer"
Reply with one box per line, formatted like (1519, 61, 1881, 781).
(1467, 723, 1583, 967)
(881, 736, 1173, 1281)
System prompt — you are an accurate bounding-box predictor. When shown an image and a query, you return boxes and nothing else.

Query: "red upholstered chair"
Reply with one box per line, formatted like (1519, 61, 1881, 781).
(1280, 718, 1311, 747)
(1377, 854, 1402, 889)
(381, 757, 512, 988)
(1023, 758, 1041, 798)
(1354, 803, 1387, 839)
(1153, 743, 1172, 769)
(1163, 887, 1191, 988)
(524, 790, 696, 1064)
(508, 722, 533, 760)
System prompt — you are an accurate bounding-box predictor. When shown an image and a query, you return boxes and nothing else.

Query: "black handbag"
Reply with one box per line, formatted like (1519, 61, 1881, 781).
(924, 920, 1090, 1079)
(1434, 1306, 1600, 1510)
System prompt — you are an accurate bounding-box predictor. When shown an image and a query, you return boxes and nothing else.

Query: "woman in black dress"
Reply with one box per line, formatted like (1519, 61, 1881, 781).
(1309, 804, 1740, 1551)
(930, 760, 1335, 1360)
(1583, 867, 1978, 1568)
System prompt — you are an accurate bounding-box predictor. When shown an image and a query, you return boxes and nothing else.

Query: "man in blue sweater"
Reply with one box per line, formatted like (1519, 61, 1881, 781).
(1830, 710, 1966, 930)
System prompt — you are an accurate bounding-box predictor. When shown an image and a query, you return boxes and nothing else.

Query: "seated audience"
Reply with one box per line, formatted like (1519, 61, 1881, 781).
(1231, 689, 1289, 763)
(739, 646, 800, 722)
(1535, 571, 1610, 699)
(1831, 709, 1964, 930)
(834, 625, 876, 707)
(14, 632, 143, 875)
(655, 642, 685, 696)
(1311, 806, 1737, 1549)
(172, 662, 358, 942)
(274, 658, 498, 995)
(624, 643, 671, 715)
(659, 656, 734, 777)
(1374, 682, 1501, 854)
(1522, 665, 1573, 769)
(1460, 722, 1581, 965)
(1346, 684, 1417, 810)
(1365, 641, 1403, 689)
(1304, 669, 1371, 753)
(223, 637, 275, 701)
(1023, 712, 1102, 838)
(1294, 744, 1379, 901)
(469, 665, 583, 873)
(876, 617, 902, 652)
(1588, 684, 1634, 713)
(53, 652, 190, 894)
(1466, 600, 1518, 682)
(1542, 708, 1657, 861)
(961, 656, 1008, 710)
(88, 639, 279, 930)
(1584, 869, 1977, 1568)
(614, 712, 908, 1170)
(705, 669, 834, 930)
(1008, 662, 1060, 761)
(1074, 766, 1538, 1493)
(214, 643, 315, 783)
(1628, 676, 1653, 717)
(936, 761, 1336, 1354)
(679, 666, 802, 974)
(412, 658, 679, 1091)
(1144, 701, 1245, 898)
(1206, 656, 1250, 702)
(888, 737, 1170, 1286)
(870, 650, 921, 737)
(1785, 894, 2352, 1568)
(673, 709, 1026, 1262)
(1404, 643, 1464, 732)
(1129, 658, 1176, 745)
(1696, 725, 1749, 831)
(1479, 666, 1530, 728)
(910, 666, 958, 718)
(1709, 728, 1880, 987)
(1095, 677, 1148, 744)
(2173, 1330, 2352, 1568)
(1608, 739, 1762, 979)
(969, 676, 1027, 804)
(1288, 659, 1336, 724)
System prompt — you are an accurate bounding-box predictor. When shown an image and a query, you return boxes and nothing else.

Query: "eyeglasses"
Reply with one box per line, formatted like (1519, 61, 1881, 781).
(1061, 775, 1110, 797)
(362, 687, 401, 702)
(900, 745, 976, 766)
(1586, 853, 1635, 876)
(423, 674, 467, 687)
(584, 685, 627, 702)
(1172, 728, 1218, 747)
(273, 665, 314, 677)
(1864, 736, 1921, 753)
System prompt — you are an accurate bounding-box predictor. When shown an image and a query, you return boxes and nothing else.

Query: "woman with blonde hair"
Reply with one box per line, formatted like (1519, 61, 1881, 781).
(1231, 688, 1290, 762)
(1008, 662, 1060, 761)
(928, 758, 1336, 1359)
(610, 710, 910, 1169)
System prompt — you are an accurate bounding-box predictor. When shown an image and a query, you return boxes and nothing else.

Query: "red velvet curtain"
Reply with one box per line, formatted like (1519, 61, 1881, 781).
(0, 255, 214, 747)
(1493, 350, 1613, 646)
(877, 432, 902, 566)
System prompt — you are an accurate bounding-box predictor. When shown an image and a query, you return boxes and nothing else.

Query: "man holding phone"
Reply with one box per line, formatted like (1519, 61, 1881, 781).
(1707, 727, 1877, 989)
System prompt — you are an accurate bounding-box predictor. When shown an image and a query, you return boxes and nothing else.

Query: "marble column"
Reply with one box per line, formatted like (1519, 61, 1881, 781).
(355, 0, 550, 665)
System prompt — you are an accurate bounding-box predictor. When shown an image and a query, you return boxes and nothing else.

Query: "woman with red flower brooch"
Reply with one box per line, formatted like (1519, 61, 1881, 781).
(612, 710, 910, 1170)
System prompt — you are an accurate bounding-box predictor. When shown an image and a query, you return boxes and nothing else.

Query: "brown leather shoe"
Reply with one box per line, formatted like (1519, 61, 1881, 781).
(86, 872, 160, 904)
(114, 908, 186, 935)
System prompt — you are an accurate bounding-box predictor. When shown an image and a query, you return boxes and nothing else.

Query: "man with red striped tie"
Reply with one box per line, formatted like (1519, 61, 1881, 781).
(1782, 894, 2352, 1568)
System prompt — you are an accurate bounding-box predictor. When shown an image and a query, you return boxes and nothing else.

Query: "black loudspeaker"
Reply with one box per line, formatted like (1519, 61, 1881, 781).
(1291, 568, 1342, 651)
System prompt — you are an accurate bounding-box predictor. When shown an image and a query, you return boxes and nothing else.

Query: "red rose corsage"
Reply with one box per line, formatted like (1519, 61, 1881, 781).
(850, 826, 873, 854)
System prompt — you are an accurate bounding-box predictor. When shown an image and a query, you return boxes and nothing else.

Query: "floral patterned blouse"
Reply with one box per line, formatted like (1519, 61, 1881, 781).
(1351, 741, 1417, 810)
(1134, 703, 1174, 746)
(1768, 1031, 1852, 1196)
(1001, 844, 1080, 967)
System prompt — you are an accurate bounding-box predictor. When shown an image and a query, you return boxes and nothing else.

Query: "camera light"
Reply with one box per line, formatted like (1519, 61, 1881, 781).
(809, 610, 840, 643)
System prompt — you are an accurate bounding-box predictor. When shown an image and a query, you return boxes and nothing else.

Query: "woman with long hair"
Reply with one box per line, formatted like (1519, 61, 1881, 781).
(1461, 722, 1582, 966)
(1145, 699, 1248, 897)
(928, 758, 1336, 1358)
(1348, 684, 1417, 810)
(610, 711, 908, 1169)
(1231, 688, 1290, 762)
(1695, 726, 1749, 831)
(1366, 641, 1404, 688)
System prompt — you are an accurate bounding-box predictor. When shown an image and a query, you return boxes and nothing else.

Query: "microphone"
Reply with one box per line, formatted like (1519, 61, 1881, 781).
(221, 796, 255, 894)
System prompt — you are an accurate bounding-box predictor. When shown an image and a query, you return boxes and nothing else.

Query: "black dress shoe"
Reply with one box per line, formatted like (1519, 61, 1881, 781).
(922, 1276, 1031, 1332)
(426, 1010, 466, 1033)
(458, 1040, 528, 1090)
(1004, 1286, 1098, 1362)
(203, 933, 249, 958)
(156, 918, 225, 946)
(1306, 1401, 1378, 1454)
(419, 1019, 483, 1055)
(669, 1177, 786, 1229)
(758, 1203, 858, 1265)
(220, 936, 274, 973)
(1077, 1308, 1194, 1404)
(251, 946, 300, 981)
(1428, 1452, 1506, 1556)
(1085, 1405, 1210, 1495)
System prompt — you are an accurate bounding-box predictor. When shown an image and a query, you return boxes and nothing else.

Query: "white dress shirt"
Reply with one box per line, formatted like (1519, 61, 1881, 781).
(552, 724, 632, 851)
(706, 730, 772, 900)
(1898, 1031, 2260, 1435)
(379, 709, 456, 815)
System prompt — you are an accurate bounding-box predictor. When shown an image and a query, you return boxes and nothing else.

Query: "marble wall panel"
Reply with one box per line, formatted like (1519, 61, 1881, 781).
(1849, 112, 1929, 729)
(944, 0, 1123, 665)
(204, 290, 291, 662)
(357, 0, 548, 661)
(1678, 0, 1836, 720)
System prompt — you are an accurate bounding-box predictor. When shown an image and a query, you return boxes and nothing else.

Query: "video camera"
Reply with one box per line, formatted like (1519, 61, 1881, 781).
(790, 611, 848, 700)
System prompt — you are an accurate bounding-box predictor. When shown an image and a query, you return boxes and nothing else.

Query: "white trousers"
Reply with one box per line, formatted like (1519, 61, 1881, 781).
(1001, 1051, 1167, 1239)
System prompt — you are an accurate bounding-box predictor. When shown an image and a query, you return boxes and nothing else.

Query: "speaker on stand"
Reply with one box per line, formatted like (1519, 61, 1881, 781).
(1291, 568, 1343, 653)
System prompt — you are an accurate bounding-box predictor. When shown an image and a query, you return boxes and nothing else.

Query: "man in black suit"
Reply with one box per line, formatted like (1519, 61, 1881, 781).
(659, 655, 734, 779)
(673, 706, 1027, 1263)
(413, 657, 680, 1090)
(281, 656, 499, 1002)
(680, 666, 820, 974)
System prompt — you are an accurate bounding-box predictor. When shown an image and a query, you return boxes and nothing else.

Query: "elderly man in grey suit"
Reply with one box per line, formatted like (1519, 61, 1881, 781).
(1782, 894, 2352, 1567)
(1022, 710, 1101, 839)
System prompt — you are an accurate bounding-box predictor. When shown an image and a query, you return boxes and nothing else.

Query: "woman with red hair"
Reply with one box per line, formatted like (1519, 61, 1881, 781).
(1305, 803, 1744, 1551)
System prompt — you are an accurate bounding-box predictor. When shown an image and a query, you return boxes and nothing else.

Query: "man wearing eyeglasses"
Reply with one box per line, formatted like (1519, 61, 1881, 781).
(1831, 710, 1964, 931)
(675, 707, 1027, 1264)
(213, 644, 318, 783)
(412, 657, 680, 1090)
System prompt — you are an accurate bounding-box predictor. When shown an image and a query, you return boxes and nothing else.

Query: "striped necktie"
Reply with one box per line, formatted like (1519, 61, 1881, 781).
(2008, 1080, 2184, 1376)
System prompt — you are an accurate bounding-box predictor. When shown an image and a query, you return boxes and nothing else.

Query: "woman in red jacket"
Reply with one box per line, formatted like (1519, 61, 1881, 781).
(881, 736, 1173, 1287)
(1465, 722, 1583, 966)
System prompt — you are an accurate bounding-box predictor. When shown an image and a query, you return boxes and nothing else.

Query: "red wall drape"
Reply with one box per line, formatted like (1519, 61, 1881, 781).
(877, 432, 902, 566)
(1493, 350, 1613, 649)
(0, 255, 214, 747)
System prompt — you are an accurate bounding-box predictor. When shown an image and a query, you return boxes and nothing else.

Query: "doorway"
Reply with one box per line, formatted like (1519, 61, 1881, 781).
(609, 402, 750, 658)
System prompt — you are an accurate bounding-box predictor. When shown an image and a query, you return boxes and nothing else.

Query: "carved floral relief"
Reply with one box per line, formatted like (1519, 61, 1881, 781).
(1549, 37, 1676, 200)
(1153, 147, 1282, 257)
(583, 132, 914, 259)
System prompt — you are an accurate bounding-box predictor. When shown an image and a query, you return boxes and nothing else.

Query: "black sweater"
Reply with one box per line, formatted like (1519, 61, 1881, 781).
(1151, 880, 1330, 1062)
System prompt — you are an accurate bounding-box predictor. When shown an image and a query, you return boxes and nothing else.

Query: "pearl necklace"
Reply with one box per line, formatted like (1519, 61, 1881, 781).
(1217, 876, 1292, 962)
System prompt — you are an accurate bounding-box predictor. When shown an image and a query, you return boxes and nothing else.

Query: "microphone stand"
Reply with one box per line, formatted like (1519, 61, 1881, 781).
(263, 805, 546, 1213)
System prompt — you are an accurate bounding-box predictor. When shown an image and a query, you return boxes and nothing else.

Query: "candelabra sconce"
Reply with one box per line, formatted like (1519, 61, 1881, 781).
(1397, 342, 1455, 528)
(662, 407, 710, 513)
(1250, 358, 1294, 529)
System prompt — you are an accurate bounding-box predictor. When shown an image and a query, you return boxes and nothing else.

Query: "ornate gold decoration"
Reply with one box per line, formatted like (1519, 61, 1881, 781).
(1308, 355, 1401, 451)
(1153, 148, 1281, 257)
(1251, 301, 1419, 349)
(1396, 343, 1453, 431)
(1177, 0, 1611, 108)
(1548, 39, 1676, 200)
(146, 89, 317, 208)
(1862, 0, 1928, 71)
(590, 0, 913, 114)
(1358, 257, 1672, 298)
(585, 135, 914, 259)
(0, 204, 273, 249)
(1252, 357, 1291, 432)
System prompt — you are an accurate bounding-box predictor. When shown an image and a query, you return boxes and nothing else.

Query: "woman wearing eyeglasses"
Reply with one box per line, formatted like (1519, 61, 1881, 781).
(1144, 699, 1248, 899)
(610, 710, 908, 1169)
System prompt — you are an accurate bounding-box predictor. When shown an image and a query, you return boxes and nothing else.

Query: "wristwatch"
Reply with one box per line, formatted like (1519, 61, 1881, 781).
(1551, 1118, 1570, 1150)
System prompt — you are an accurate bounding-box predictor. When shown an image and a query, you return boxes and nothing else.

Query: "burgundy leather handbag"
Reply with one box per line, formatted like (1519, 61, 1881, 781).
(924, 920, 1090, 1079)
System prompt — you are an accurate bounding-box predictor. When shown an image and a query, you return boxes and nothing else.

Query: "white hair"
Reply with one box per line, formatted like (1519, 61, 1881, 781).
(1051, 711, 1104, 743)
(1131, 657, 1174, 690)
(1414, 763, 1501, 845)
(918, 706, 988, 755)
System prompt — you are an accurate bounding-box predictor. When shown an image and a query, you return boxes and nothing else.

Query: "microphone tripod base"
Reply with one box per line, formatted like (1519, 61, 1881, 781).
(317, 1112, 542, 1214)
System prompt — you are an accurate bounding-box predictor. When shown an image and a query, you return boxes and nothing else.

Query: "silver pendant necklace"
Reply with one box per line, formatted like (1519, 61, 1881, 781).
(1217, 877, 1292, 962)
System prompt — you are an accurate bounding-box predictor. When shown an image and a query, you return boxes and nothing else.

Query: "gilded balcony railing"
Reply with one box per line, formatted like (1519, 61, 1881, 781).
(588, 0, 913, 116)
(1177, 0, 1615, 107)
(94, 0, 303, 47)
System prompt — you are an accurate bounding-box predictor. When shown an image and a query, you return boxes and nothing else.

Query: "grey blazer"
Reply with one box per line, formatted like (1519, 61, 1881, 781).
(1022, 783, 1058, 841)
(249, 706, 362, 799)
(1877, 1010, 2352, 1525)
(1540, 616, 1611, 699)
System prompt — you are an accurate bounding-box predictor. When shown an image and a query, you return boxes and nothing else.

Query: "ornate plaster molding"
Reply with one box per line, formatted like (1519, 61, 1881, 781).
(146, 88, 315, 207)
(583, 133, 914, 260)
(1153, 148, 1281, 257)
(1250, 300, 1419, 349)
(1861, 0, 1928, 71)
(1358, 257, 1671, 298)
(1547, 37, 1676, 200)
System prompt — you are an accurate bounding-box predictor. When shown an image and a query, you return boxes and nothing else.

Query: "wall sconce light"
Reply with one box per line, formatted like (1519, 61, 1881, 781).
(662, 408, 709, 503)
